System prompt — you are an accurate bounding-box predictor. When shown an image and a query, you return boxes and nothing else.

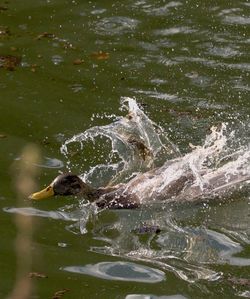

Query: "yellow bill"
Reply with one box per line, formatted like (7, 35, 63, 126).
(29, 185, 54, 200)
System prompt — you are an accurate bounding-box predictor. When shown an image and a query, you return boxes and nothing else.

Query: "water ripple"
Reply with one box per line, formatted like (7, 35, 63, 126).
(207, 46, 240, 58)
(15, 156, 64, 169)
(3, 207, 74, 221)
(94, 16, 140, 36)
(132, 1, 182, 16)
(223, 16, 250, 25)
(62, 261, 165, 283)
(154, 26, 196, 36)
(131, 89, 178, 102)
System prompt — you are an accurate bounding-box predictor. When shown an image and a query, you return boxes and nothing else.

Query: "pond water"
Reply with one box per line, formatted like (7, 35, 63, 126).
(0, 1, 249, 298)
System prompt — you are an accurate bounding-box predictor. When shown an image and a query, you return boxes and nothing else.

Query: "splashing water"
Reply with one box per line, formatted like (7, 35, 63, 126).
(61, 97, 180, 187)
(62, 97, 250, 203)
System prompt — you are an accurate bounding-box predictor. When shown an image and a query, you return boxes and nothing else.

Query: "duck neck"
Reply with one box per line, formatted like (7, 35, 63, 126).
(81, 181, 120, 202)
(80, 181, 99, 202)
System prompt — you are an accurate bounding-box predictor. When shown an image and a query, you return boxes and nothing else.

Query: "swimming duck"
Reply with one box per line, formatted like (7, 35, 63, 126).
(29, 106, 250, 208)
(30, 152, 250, 209)
(30, 173, 139, 208)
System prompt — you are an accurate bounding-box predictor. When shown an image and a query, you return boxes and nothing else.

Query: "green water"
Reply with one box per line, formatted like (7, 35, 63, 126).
(0, 1, 249, 298)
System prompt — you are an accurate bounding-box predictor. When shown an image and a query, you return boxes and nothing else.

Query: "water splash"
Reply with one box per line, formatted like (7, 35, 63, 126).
(61, 97, 180, 186)
(61, 98, 250, 204)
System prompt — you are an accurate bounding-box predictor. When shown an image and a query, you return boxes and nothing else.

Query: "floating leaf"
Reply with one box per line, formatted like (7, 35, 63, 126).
(73, 58, 84, 65)
(0, 55, 21, 70)
(36, 32, 55, 40)
(91, 50, 109, 60)
(52, 289, 70, 299)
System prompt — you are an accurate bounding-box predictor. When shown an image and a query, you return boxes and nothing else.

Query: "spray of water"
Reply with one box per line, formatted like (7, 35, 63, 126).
(61, 97, 180, 186)
(62, 97, 250, 204)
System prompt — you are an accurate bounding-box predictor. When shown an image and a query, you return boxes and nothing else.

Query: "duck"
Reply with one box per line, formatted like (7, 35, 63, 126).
(29, 102, 250, 208)
(29, 144, 250, 209)
(29, 173, 140, 209)
(29, 151, 250, 209)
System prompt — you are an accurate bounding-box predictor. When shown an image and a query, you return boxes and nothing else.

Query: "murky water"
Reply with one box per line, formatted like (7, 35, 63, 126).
(0, 1, 249, 298)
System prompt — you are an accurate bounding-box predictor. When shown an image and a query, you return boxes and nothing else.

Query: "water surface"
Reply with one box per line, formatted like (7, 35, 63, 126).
(0, 1, 249, 298)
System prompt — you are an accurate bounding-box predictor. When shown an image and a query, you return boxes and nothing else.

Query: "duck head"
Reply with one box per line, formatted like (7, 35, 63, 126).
(29, 173, 92, 200)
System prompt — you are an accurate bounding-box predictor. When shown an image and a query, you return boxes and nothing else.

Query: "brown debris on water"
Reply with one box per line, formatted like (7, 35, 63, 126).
(0, 26, 10, 37)
(0, 54, 21, 70)
(35, 32, 76, 50)
(35, 32, 55, 40)
(52, 289, 70, 299)
(91, 50, 110, 60)
(73, 58, 84, 65)
(0, 6, 8, 12)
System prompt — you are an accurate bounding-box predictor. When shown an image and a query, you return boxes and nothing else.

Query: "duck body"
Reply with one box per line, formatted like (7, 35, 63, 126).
(96, 158, 250, 208)
(30, 151, 250, 209)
